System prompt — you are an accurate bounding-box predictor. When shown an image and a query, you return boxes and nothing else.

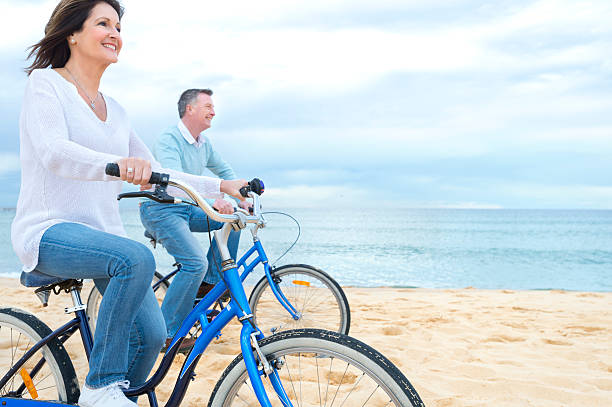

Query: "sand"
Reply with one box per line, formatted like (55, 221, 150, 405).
(1, 277, 610, 406)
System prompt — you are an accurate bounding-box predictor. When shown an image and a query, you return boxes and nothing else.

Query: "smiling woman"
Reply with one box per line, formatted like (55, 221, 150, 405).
(12, 1, 248, 407)
(25, 0, 123, 75)
(26, 0, 124, 121)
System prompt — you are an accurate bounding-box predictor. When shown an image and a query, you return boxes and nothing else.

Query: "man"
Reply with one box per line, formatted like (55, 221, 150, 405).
(139, 89, 250, 350)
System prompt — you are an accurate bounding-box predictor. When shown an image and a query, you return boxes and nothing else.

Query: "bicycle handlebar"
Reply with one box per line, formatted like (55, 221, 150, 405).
(105, 163, 264, 226)
(105, 163, 169, 185)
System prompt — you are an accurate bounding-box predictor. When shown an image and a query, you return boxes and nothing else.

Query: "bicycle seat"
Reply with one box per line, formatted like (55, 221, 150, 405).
(20, 270, 66, 288)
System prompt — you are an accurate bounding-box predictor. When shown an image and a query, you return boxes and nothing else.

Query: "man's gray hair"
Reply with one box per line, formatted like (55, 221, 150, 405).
(178, 88, 213, 118)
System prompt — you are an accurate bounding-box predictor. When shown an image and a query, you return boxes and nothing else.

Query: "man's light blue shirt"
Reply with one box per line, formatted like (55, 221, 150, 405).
(155, 120, 237, 203)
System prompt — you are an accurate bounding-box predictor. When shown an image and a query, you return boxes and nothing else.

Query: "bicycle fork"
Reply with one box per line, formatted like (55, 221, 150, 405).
(239, 321, 293, 407)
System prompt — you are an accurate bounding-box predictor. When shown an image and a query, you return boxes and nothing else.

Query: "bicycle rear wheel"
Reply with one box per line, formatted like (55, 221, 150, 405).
(249, 264, 351, 335)
(208, 328, 424, 407)
(86, 271, 169, 335)
(0, 307, 79, 403)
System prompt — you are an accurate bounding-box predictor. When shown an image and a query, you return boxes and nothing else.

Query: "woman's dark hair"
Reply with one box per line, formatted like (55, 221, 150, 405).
(25, 0, 124, 75)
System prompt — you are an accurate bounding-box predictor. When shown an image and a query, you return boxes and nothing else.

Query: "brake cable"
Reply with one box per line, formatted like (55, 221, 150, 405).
(261, 211, 301, 267)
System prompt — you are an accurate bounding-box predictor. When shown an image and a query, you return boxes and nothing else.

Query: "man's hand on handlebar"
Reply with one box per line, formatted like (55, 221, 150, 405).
(117, 157, 152, 188)
(220, 179, 248, 200)
(238, 200, 253, 212)
(213, 198, 234, 215)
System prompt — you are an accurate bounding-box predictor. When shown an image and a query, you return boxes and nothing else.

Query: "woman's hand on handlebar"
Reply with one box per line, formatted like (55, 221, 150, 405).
(220, 179, 248, 201)
(117, 157, 153, 188)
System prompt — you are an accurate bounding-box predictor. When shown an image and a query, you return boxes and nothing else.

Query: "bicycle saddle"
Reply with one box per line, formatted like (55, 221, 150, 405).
(20, 269, 66, 288)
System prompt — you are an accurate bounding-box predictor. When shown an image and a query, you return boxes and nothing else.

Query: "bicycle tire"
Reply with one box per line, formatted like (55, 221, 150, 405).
(249, 264, 351, 335)
(0, 307, 79, 403)
(86, 271, 169, 335)
(207, 328, 424, 407)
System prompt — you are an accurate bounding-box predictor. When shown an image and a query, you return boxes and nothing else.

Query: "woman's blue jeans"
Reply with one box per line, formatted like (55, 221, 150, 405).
(35, 223, 166, 389)
(139, 201, 240, 338)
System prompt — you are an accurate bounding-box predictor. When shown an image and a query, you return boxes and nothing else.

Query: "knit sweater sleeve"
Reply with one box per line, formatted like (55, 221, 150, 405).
(23, 71, 121, 181)
(128, 130, 223, 199)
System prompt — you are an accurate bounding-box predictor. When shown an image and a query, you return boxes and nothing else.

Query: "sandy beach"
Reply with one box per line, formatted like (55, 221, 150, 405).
(1, 277, 610, 406)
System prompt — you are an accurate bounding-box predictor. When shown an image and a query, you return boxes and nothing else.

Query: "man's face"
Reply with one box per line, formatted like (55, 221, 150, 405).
(188, 93, 215, 131)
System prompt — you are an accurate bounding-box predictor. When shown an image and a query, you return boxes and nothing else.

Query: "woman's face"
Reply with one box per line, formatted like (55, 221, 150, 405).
(70, 2, 122, 65)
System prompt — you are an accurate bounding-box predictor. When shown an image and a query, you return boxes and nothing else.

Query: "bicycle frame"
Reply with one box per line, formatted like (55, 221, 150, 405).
(1, 185, 294, 407)
(154, 231, 301, 321)
(236, 239, 300, 320)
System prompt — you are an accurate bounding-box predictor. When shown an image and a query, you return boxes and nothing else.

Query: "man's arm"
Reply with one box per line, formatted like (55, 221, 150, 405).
(203, 137, 237, 180)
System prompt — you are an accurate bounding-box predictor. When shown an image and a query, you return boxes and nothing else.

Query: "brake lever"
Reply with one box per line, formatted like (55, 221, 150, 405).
(117, 187, 177, 204)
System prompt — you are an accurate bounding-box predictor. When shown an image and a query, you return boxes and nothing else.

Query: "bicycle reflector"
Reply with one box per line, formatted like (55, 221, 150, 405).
(20, 368, 38, 399)
(292, 280, 311, 287)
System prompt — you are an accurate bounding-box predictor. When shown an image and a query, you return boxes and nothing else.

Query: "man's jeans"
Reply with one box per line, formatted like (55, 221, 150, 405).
(35, 223, 166, 389)
(139, 201, 240, 338)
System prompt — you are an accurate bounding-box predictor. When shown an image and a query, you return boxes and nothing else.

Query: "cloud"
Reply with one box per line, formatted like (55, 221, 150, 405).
(498, 183, 612, 209)
(264, 184, 371, 208)
(0, 152, 20, 175)
(0, 0, 611, 209)
(426, 201, 504, 209)
(0, 0, 53, 49)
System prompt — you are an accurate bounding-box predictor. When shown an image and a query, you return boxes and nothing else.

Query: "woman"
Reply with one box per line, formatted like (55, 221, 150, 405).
(11, 1, 246, 406)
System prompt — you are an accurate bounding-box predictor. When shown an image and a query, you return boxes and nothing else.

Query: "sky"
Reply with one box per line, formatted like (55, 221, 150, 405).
(0, 0, 611, 209)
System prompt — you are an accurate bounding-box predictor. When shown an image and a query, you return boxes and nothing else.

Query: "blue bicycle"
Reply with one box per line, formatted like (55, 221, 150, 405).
(85, 214, 351, 337)
(0, 166, 424, 406)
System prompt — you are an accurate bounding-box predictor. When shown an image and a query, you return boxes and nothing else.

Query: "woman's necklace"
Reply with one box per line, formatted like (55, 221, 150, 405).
(64, 67, 99, 110)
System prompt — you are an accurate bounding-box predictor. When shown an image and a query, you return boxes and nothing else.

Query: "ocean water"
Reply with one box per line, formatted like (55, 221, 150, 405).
(1, 208, 611, 291)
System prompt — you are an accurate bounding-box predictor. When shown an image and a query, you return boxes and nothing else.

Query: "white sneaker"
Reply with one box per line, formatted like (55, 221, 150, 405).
(78, 380, 137, 407)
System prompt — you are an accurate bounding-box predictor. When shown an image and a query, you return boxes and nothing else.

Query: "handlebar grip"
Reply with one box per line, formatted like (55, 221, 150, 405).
(239, 178, 265, 197)
(148, 172, 168, 185)
(105, 163, 120, 177)
(105, 163, 169, 185)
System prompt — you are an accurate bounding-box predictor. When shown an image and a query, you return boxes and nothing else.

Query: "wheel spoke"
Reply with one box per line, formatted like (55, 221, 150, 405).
(315, 356, 322, 407)
(358, 384, 380, 407)
(328, 363, 350, 407)
(234, 380, 251, 406)
(323, 357, 334, 407)
(298, 352, 303, 407)
(282, 355, 300, 403)
(338, 372, 366, 407)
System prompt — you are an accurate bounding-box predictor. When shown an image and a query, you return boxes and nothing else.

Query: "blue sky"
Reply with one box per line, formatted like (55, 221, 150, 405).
(1, 0, 611, 209)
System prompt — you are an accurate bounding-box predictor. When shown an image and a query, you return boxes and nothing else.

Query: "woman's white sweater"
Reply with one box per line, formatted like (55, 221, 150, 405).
(11, 69, 222, 271)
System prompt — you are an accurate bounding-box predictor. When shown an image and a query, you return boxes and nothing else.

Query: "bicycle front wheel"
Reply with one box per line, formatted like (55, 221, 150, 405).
(208, 328, 424, 407)
(249, 264, 351, 335)
(86, 271, 169, 335)
(0, 307, 79, 403)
